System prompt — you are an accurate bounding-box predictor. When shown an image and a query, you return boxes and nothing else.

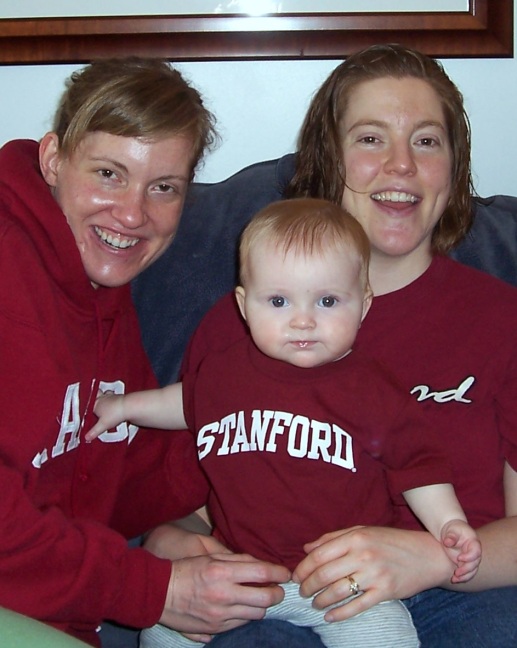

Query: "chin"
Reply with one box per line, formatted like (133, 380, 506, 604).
(378, 238, 422, 257)
(86, 257, 146, 287)
(88, 272, 135, 289)
(290, 357, 321, 369)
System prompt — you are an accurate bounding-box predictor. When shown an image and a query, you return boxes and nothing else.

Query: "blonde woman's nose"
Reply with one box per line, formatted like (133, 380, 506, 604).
(113, 189, 147, 228)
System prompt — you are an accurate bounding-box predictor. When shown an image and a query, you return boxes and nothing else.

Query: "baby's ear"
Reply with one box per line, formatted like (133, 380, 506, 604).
(234, 286, 247, 321)
(361, 289, 373, 322)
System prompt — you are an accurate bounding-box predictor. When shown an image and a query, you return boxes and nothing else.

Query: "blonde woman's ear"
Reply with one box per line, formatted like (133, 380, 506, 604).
(38, 133, 62, 188)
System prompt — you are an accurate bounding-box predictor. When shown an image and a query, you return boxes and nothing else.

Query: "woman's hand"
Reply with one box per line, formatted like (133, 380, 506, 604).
(146, 522, 290, 642)
(159, 551, 290, 642)
(292, 525, 452, 622)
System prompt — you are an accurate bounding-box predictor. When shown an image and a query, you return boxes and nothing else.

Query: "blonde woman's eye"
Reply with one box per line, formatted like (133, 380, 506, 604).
(157, 183, 174, 193)
(99, 169, 115, 179)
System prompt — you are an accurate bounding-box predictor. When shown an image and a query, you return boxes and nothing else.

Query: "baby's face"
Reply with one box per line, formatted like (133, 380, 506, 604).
(236, 240, 371, 368)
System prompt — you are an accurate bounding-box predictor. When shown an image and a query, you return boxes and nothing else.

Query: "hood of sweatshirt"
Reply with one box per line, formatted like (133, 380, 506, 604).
(0, 139, 131, 316)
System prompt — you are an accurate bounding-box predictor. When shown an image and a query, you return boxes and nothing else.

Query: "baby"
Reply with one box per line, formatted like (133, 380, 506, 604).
(88, 198, 481, 647)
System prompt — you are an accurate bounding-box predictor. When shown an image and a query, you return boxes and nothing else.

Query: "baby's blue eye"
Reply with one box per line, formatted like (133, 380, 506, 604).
(270, 296, 287, 308)
(319, 296, 336, 308)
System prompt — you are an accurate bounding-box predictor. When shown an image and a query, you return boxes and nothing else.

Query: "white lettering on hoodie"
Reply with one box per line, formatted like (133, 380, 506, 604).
(32, 379, 138, 469)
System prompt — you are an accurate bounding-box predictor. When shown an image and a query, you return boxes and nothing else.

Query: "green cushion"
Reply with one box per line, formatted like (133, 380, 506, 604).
(0, 607, 88, 646)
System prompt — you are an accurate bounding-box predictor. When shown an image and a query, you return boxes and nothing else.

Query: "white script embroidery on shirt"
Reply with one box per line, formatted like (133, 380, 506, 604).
(197, 410, 356, 472)
(410, 375, 475, 404)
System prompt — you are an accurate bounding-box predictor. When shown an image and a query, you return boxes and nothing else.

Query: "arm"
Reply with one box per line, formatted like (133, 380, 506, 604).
(0, 225, 170, 631)
(86, 382, 186, 441)
(402, 483, 481, 583)
(292, 514, 517, 622)
(504, 461, 517, 515)
(457, 462, 517, 591)
(402, 483, 466, 539)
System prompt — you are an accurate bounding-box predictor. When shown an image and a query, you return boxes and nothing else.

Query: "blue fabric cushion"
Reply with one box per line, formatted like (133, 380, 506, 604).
(132, 155, 294, 385)
(452, 194, 517, 286)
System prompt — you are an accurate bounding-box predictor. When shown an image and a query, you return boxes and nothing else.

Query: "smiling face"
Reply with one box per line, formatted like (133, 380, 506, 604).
(235, 238, 372, 369)
(39, 131, 194, 288)
(340, 77, 452, 279)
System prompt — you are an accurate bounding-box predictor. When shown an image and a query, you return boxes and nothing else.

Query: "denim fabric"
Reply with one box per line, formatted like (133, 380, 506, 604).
(180, 586, 517, 648)
(404, 586, 517, 647)
(100, 622, 139, 648)
(102, 586, 517, 648)
(140, 621, 322, 648)
(209, 620, 324, 648)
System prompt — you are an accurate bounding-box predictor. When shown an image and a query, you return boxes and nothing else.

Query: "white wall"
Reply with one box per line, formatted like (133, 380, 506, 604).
(0, 19, 515, 197)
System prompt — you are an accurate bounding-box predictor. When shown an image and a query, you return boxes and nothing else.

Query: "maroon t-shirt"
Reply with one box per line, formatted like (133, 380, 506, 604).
(183, 336, 451, 570)
(183, 255, 517, 535)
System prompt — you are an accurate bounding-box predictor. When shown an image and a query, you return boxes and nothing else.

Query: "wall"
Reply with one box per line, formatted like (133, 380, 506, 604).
(0, 16, 515, 197)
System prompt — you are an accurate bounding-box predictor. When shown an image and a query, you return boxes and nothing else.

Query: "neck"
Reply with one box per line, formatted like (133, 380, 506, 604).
(368, 251, 433, 296)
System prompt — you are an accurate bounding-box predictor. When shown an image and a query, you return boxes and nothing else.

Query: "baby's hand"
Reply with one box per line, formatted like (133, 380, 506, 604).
(441, 518, 482, 583)
(85, 390, 126, 442)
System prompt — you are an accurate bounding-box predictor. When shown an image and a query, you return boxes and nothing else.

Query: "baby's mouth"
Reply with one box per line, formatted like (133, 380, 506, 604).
(292, 341, 315, 348)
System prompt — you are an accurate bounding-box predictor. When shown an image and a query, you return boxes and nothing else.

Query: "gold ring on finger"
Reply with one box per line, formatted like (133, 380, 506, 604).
(345, 574, 360, 596)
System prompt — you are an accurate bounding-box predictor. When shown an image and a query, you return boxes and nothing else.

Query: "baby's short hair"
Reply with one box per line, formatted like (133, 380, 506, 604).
(239, 197, 370, 288)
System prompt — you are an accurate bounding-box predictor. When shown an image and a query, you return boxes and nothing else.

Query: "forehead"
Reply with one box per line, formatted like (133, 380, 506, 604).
(66, 131, 194, 175)
(344, 76, 446, 126)
(249, 236, 362, 276)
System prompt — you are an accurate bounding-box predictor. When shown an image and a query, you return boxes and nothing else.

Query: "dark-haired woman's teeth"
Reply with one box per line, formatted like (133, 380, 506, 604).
(371, 191, 418, 203)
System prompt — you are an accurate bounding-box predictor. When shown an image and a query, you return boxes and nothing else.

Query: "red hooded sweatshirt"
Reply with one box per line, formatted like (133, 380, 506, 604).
(0, 140, 208, 645)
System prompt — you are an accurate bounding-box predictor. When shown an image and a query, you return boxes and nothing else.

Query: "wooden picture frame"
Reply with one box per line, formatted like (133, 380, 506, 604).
(0, 0, 512, 64)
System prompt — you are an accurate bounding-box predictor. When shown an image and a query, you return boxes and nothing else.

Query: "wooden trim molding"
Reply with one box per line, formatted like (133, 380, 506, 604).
(0, 0, 512, 64)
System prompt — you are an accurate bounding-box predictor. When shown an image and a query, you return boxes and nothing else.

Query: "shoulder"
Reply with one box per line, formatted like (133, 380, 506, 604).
(440, 254, 517, 300)
(181, 292, 248, 376)
(196, 291, 245, 337)
(347, 348, 408, 390)
(431, 257, 517, 346)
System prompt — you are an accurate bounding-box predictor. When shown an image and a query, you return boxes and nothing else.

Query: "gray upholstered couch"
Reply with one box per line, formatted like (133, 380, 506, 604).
(132, 153, 517, 386)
